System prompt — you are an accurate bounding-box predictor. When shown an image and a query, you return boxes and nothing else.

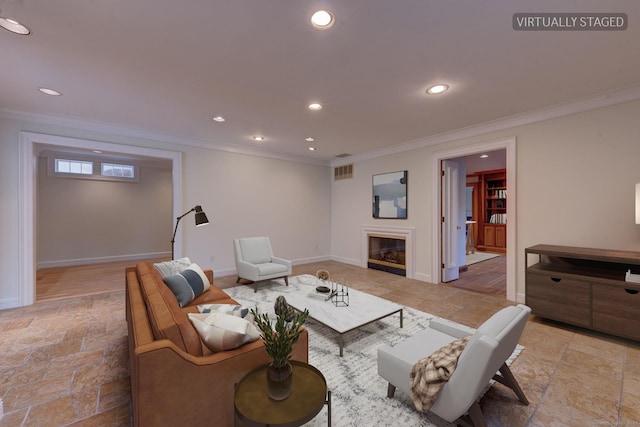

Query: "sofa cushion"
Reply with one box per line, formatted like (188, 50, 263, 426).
(137, 262, 204, 356)
(163, 263, 210, 307)
(153, 257, 192, 278)
(188, 312, 260, 353)
(189, 285, 233, 306)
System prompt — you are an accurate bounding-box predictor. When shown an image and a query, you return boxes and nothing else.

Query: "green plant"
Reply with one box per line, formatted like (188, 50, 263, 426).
(251, 297, 309, 367)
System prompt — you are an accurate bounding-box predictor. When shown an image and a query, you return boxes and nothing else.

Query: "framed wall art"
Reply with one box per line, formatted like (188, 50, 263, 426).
(372, 170, 407, 219)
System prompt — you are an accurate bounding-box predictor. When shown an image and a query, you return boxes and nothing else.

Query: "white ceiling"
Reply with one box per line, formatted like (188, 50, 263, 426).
(1, 1, 639, 163)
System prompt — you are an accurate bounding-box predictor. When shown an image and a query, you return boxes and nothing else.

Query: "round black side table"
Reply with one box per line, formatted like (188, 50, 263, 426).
(234, 361, 331, 427)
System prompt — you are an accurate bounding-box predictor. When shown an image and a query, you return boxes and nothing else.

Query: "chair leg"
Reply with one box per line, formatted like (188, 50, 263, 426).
(284, 276, 289, 286)
(466, 401, 488, 427)
(236, 276, 241, 283)
(386, 383, 396, 398)
(493, 363, 529, 405)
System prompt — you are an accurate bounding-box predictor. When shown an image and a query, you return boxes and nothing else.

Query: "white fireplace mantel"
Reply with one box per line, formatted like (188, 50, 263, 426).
(361, 225, 415, 279)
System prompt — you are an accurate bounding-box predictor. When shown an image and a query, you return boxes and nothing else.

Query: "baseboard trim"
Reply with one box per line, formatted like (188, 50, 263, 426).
(36, 252, 171, 269)
(0, 297, 21, 310)
(330, 255, 361, 266)
(212, 267, 237, 278)
(293, 255, 333, 265)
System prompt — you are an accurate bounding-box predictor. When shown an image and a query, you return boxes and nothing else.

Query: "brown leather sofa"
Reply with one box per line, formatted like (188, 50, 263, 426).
(125, 261, 309, 426)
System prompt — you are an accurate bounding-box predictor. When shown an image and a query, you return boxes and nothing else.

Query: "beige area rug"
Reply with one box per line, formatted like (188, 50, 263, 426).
(226, 275, 523, 427)
(466, 251, 500, 266)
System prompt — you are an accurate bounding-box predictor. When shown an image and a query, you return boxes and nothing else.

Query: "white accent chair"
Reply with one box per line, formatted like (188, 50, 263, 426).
(377, 304, 531, 427)
(233, 237, 292, 293)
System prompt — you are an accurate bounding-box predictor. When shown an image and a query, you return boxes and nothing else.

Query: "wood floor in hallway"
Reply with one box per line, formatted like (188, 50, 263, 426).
(447, 254, 506, 296)
(35, 258, 169, 303)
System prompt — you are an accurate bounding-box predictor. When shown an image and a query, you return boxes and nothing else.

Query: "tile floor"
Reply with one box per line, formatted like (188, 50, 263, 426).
(0, 260, 639, 426)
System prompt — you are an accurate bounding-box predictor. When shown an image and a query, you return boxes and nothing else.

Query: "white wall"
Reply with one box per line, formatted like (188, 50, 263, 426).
(181, 150, 332, 273)
(0, 118, 21, 308)
(36, 157, 172, 267)
(0, 116, 332, 308)
(331, 99, 640, 297)
(331, 152, 433, 274)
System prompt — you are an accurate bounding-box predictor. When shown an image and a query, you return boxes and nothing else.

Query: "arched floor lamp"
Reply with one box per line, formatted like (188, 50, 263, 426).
(171, 205, 209, 259)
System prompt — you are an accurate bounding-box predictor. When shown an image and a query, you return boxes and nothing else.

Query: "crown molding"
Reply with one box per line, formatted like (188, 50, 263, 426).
(0, 107, 329, 167)
(331, 84, 640, 167)
(2, 83, 639, 170)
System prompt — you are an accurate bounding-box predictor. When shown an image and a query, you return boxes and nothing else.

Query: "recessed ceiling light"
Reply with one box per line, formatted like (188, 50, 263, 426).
(308, 103, 322, 111)
(308, 147, 317, 151)
(93, 150, 103, 154)
(310, 10, 335, 29)
(480, 154, 489, 158)
(0, 17, 31, 35)
(38, 87, 62, 96)
(212, 116, 226, 122)
(253, 136, 265, 141)
(427, 84, 449, 95)
(305, 137, 315, 142)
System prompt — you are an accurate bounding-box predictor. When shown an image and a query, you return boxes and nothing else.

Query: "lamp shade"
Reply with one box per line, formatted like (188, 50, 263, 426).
(636, 183, 640, 225)
(194, 205, 209, 226)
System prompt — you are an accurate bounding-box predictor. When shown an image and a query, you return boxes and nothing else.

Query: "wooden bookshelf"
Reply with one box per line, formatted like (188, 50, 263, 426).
(470, 169, 506, 253)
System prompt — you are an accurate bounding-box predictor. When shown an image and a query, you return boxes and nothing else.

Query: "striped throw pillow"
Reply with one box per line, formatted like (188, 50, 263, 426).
(163, 263, 210, 307)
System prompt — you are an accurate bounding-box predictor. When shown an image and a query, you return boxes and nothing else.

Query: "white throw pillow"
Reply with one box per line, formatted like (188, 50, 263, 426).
(188, 312, 260, 352)
(204, 312, 248, 333)
(153, 257, 192, 278)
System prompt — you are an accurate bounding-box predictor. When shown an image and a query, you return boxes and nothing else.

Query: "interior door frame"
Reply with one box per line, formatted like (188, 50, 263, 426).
(431, 136, 518, 302)
(19, 132, 182, 307)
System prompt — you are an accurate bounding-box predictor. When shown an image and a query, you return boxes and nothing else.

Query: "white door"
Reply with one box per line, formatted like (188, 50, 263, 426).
(441, 160, 460, 282)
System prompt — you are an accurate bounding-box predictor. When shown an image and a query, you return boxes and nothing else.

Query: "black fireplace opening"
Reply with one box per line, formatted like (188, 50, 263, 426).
(368, 235, 406, 276)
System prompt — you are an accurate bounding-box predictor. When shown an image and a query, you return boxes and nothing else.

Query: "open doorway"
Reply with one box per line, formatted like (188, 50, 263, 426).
(34, 145, 173, 302)
(431, 137, 517, 302)
(19, 132, 183, 307)
(452, 150, 506, 296)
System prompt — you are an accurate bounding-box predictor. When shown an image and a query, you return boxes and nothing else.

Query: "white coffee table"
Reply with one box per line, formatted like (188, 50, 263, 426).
(284, 275, 403, 356)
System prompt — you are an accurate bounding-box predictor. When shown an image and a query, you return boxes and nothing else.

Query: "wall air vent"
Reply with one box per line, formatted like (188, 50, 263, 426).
(334, 164, 353, 180)
(336, 153, 351, 158)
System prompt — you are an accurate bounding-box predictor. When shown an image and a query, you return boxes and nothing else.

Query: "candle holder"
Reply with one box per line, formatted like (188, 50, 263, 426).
(330, 279, 349, 307)
(315, 269, 332, 294)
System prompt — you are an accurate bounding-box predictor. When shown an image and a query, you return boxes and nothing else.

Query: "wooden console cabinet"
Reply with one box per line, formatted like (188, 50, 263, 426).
(525, 244, 640, 341)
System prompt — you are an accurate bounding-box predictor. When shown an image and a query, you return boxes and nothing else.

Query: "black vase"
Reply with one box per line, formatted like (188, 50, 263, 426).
(266, 361, 293, 401)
